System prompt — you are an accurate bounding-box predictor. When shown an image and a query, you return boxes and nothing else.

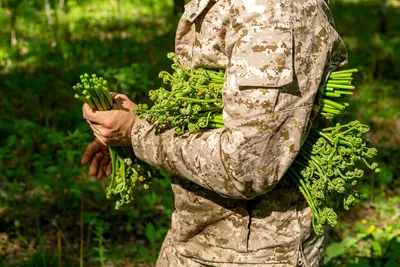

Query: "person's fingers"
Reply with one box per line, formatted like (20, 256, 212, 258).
(90, 125, 102, 138)
(101, 146, 110, 156)
(96, 158, 110, 180)
(82, 103, 111, 124)
(91, 125, 121, 147)
(106, 162, 112, 176)
(91, 126, 112, 147)
(111, 93, 137, 111)
(94, 135, 108, 147)
(81, 141, 101, 165)
(94, 138, 106, 147)
(89, 152, 104, 176)
(96, 168, 104, 180)
(107, 92, 122, 109)
(90, 124, 113, 138)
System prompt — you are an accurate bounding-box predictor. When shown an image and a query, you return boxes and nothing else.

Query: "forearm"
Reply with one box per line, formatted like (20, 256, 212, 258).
(131, 117, 249, 199)
(131, 104, 311, 200)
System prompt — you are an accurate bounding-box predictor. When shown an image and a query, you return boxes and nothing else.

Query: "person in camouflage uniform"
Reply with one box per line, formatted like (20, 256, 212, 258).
(82, 0, 348, 266)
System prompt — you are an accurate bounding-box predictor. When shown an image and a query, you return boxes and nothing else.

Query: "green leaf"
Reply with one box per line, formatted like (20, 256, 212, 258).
(325, 234, 368, 264)
(83, 212, 100, 225)
(145, 223, 157, 245)
(324, 242, 348, 264)
(5, 135, 17, 148)
(391, 196, 400, 204)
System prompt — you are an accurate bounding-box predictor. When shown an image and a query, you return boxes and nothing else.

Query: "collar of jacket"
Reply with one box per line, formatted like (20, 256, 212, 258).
(183, 0, 217, 22)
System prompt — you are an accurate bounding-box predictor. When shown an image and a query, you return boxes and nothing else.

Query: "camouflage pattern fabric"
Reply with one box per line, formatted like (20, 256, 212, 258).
(131, 0, 347, 266)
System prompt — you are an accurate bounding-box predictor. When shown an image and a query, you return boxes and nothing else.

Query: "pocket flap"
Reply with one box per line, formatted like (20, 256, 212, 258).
(235, 26, 293, 88)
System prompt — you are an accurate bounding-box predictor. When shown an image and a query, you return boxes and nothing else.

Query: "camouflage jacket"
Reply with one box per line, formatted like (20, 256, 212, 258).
(131, 0, 347, 266)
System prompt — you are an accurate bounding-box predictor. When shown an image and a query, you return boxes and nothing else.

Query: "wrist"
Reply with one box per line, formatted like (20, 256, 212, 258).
(124, 113, 137, 146)
(130, 115, 144, 149)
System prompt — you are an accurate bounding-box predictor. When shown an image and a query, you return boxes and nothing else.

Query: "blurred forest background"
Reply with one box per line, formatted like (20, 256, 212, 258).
(0, 0, 399, 266)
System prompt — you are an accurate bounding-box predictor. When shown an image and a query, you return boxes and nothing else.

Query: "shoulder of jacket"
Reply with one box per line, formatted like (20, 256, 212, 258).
(183, 0, 219, 22)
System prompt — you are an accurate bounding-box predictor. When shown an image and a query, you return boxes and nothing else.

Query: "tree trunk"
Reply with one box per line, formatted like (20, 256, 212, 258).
(44, 0, 53, 28)
(173, 0, 185, 14)
(59, 0, 69, 12)
(59, 0, 64, 10)
(10, 8, 18, 47)
(54, 0, 59, 38)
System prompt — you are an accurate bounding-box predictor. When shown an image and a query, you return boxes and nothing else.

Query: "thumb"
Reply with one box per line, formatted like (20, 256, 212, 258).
(82, 103, 111, 124)
(110, 92, 118, 98)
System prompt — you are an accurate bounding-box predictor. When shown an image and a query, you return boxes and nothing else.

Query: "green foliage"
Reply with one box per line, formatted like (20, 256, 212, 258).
(73, 73, 114, 110)
(0, 0, 399, 265)
(324, 196, 400, 266)
(73, 73, 158, 210)
(100, 62, 156, 100)
(138, 54, 380, 235)
(0, 0, 176, 265)
(290, 121, 380, 234)
(325, 233, 369, 264)
(94, 220, 110, 266)
(136, 52, 225, 134)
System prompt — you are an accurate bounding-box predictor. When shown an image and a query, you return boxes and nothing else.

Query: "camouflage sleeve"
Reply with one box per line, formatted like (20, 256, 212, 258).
(131, 4, 346, 199)
(131, 99, 310, 201)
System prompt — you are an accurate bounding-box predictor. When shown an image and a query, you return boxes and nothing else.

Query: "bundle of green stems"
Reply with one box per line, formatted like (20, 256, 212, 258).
(136, 53, 380, 234)
(73, 74, 158, 209)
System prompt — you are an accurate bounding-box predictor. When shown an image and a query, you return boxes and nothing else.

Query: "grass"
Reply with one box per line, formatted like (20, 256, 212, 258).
(0, 0, 399, 265)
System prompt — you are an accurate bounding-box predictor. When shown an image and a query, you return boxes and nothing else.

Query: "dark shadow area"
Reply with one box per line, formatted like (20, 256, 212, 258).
(0, 3, 178, 265)
(331, 0, 400, 79)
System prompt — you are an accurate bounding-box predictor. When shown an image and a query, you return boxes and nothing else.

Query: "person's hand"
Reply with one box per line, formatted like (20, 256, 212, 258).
(82, 93, 137, 147)
(81, 139, 112, 180)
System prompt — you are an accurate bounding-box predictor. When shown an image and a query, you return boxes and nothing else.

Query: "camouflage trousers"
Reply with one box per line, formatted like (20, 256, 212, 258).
(155, 231, 319, 267)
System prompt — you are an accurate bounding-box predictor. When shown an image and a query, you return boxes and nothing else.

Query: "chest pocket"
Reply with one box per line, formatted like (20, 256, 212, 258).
(235, 25, 293, 88)
(226, 25, 294, 119)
